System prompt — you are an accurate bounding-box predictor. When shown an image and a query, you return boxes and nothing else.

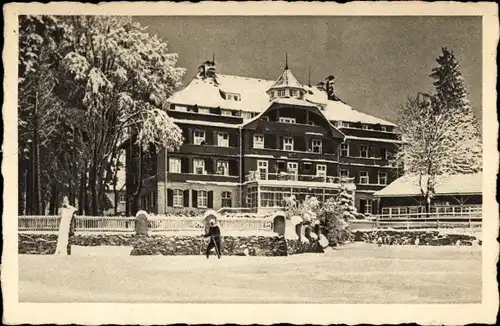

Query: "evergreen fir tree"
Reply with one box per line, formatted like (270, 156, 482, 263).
(429, 47, 482, 174)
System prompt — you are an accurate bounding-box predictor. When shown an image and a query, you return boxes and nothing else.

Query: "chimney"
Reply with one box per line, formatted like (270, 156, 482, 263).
(196, 59, 217, 81)
(325, 75, 339, 101)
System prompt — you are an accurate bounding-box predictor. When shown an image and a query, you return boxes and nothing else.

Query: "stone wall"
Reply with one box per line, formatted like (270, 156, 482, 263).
(353, 229, 482, 246)
(19, 232, 311, 256)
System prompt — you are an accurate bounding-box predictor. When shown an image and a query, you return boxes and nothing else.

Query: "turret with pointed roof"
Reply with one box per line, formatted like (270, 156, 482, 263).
(266, 54, 306, 101)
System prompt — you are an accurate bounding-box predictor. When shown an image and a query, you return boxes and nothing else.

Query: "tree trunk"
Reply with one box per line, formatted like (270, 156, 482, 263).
(25, 160, 32, 215)
(18, 162, 27, 215)
(90, 164, 98, 216)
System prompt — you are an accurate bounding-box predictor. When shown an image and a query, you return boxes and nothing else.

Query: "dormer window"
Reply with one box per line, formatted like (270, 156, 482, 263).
(224, 92, 241, 101)
(362, 125, 369, 130)
(278, 89, 286, 97)
(221, 109, 232, 116)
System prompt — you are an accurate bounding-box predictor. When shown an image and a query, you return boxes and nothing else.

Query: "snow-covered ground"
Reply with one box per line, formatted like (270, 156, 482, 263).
(19, 243, 481, 303)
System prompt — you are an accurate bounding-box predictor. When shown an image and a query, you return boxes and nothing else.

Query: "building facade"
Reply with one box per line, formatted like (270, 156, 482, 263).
(125, 60, 401, 215)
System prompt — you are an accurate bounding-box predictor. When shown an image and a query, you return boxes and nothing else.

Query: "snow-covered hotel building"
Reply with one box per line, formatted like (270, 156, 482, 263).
(124, 60, 401, 215)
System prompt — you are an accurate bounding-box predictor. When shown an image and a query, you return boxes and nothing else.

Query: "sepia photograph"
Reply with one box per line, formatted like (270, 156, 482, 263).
(2, 1, 499, 325)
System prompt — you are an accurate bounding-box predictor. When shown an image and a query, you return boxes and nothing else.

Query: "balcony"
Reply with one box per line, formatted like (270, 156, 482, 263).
(179, 144, 239, 157)
(168, 172, 239, 183)
(245, 170, 355, 188)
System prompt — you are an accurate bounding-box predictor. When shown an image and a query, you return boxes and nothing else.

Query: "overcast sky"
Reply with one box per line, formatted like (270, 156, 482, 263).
(135, 16, 482, 124)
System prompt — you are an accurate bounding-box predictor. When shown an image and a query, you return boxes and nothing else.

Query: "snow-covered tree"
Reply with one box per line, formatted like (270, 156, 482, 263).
(283, 195, 319, 223)
(55, 16, 186, 215)
(395, 48, 482, 212)
(429, 47, 482, 174)
(395, 93, 480, 212)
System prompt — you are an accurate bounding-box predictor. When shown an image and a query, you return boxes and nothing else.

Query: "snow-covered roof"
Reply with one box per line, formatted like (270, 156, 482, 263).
(373, 173, 482, 197)
(268, 68, 304, 90)
(168, 73, 396, 126)
(168, 74, 273, 112)
(303, 85, 396, 126)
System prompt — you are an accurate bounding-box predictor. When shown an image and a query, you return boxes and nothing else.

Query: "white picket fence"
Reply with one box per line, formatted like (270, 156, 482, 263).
(18, 215, 274, 233)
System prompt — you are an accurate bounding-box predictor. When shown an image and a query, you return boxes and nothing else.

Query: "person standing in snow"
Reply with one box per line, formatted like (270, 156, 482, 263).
(203, 219, 221, 259)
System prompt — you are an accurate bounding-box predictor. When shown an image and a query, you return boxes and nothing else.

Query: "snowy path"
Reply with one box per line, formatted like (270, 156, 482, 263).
(19, 243, 481, 303)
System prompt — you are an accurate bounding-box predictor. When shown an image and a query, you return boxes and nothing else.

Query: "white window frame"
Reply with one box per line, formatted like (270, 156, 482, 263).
(378, 172, 387, 185)
(287, 162, 299, 180)
(253, 134, 264, 149)
(340, 143, 349, 157)
(365, 199, 373, 215)
(316, 164, 327, 177)
(340, 168, 349, 178)
(193, 130, 206, 145)
(283, 137, 294, 151)
(193, 159, 206, 175)
(221, 191, 232, 207)
(216, 160, 229, 176)
(360, 145, 368, 158)
(257, 160, 268, 180)
(199, 108, 210, 114)
(169, 157, 181, 173)
(241, 112, 252, 120)
(217, 132, 229, 147)
(173, 189, 183, 207)
(278, 89, 286, 97)
(359, 171, 369, 184)
(176, 105, 188, 112)
(221, 109, 233, 116)
(381, 126, 387, 132)
(198, 190, 208, 208)
(341, 121, 351, 128)
(119, 193, 126, 203)
(312, 139, 322, 153)
(362, 125, 369, 130)
(279, 117, 296, 124)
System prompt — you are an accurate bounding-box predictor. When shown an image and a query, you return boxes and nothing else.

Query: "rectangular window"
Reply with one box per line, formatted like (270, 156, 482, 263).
(193, 159, 205, 175)
(279, 117, 296, 124)
(257, 160, 268, 180)
(316, 164, 327, 177)
(216, 160, 229, 176)
(221, 109, 232, 116)
(362, 125, 369, 130)
(360, 145, 368, 158)
(253, 134, 264, 148)
(340, 168, 349, 178)
(198, 190, 208, 208)
(176, 105, 188, 112)
(199, 108, 210, 114)
(312, 139, 322, 153)
(303, 162, 312, 171)
(378, 172, 387, 185)
(221, 191, 232, 208)
(341, 122, 351, 128)
(340, 143, 349, 157)
(381, 126, 387, 132)
(119, 193, 126, 203)
(217, 132, 229, 147)
(193, 130, 206, 145)
(241, 112, 252, 120)
(283, 137, 294, 151)
(359, 171, 369, 184)
(173, 189, 183, 207)
(380, 148, 388, 160)
(278, 89, 286, 97)
(287, 162, 298, 180)
(169, 157, 181, 173)
(365, 200, 373, 214)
